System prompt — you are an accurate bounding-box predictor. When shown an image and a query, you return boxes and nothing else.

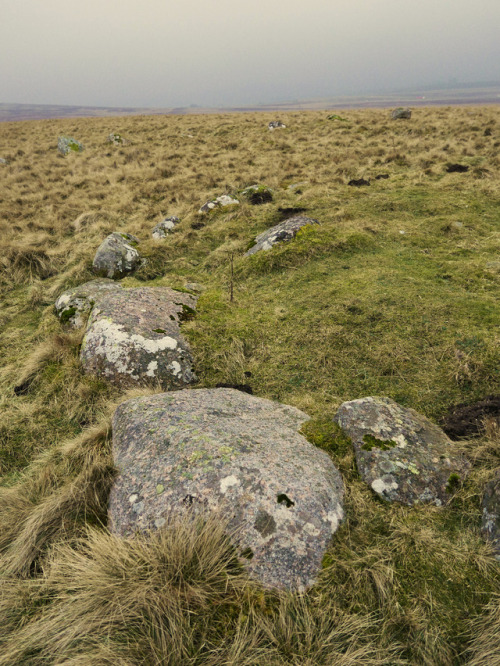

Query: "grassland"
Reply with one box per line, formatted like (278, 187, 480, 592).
(0, 106, 500, 664)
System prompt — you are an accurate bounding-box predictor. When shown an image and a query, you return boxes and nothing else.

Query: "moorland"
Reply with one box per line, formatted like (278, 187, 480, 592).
(0, 106, 500, 664)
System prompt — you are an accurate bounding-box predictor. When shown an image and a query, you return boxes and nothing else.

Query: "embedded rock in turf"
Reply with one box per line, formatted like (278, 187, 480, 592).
(109, 388, 344, 590)
(57, 136, 84, 155)
(55, 278, 122, 328)
(391, 107, 411, 120)
(92, 232, 142, 279)
(152, 216, 180, 239)
(268, 121, 286, 130)
(245, 216, 319, 256)
(80, 287, 197, 388)
(334, 396, 470, 506)
(198, 195, 239, 214)
(482, 473, 500, 556)
(240, 184, 273, 205)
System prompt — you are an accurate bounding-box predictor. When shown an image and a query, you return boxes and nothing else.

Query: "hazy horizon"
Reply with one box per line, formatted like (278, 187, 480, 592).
(2, 0, 500, 109)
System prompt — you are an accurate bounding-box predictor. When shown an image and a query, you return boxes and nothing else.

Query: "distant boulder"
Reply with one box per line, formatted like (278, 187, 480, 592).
(245, 216, 319, 256)
(335, 396, 470, 506)
(268, 121, 286, 130)
(198, 195, 239, 214)
(58, 136, 84, 155)
(391, 108, 411, 120)
(240, 184, 273, 205)
(152, 216, 180, 239)
(92, 232, 142, 279)
(107, 132, 126, 146)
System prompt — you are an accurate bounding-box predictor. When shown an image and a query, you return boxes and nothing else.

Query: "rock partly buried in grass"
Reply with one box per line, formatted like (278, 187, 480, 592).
(268, 121, 286, 130)
(0, 157, 8, 165)
(240, 184, 273, 205)
(446, 163, 469, 173)
(55, 278, 122, 328)
(391, 107, 411, 120)
(81, 287, 197, 388)
(152, 216, 180, 239)
(58, 136, 84, 155)
(334, 396, 470, 506)
(482, 473, 500, 556)
(92, 232, 142, 279)
(108, 388, 344, 590)
(245, 216, 319, 256)
(107, 132, 126, 145)
(441, 395, 500, 439)
(198, 195, 240, 214)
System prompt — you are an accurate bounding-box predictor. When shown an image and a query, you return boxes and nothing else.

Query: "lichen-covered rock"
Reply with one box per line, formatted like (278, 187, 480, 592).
(482, 474, 500, 556)
(240, 185, 273, 205)
(107, 132, 126, 145)
(198, 195, 240, 214)
(58, 136, 84, 155)
(334, 397, 470, 506)
(109, 388, 344, 590)
(152, 216, 180, 239)
(81, 287, 197, 388)
(268, 121, 286, 130)
(245, 216, 319, 256)
(0, 157, 8, 165)
(55, 279, 122, 328)
(391, 107, 411, 120)
(92, 232, 142, 279)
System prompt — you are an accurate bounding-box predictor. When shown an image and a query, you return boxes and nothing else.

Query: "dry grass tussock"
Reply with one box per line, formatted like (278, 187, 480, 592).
(1, 106, 500, 662)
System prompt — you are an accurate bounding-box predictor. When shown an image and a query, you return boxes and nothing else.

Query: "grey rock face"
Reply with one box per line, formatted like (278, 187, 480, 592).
(58, 136, 84, 155)
(240, 185, 273, 205)
(198, 195, 240, 214)
(152, 216, 180, 239)
(245, 216, 319, 256)
(81, 287, 197, 389)
(55, 279, 122, 328)
(109, 388, 344, 590)
(335, 397, 470, 506)
(108, 132, 125, 145)
(482, 473, 500, 556)
(391, 107, 412, 120)
(268, 121, 286, 130)
(92, 232, 142, 279)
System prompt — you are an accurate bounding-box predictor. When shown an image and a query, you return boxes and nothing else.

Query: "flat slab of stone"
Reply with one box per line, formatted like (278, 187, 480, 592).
(55, 279, 122, 328)
(245, 216, 319, 256)
(81, 287, 197, 388)
(482, 473, 500, 556)
(109, 388, 344, 590)
(92, 232, 142, 279)
(335, 397, 470, 506)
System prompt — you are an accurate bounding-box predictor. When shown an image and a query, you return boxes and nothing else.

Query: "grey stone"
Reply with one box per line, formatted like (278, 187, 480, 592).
(55, 279, 122, 328)
(245, 216, 319, 256)
(152, 216, 180, 239)
(107, 132, 126, 146)
(0, 158, 7, 165)
(108, 388, 344, 590)
(482, 473, 500, 555)
(334, 396, 470, 506)
(81, 287, 197, 389)
(58, 136, 84, 155)
(268, 121, 286, 130)
(92, 232, 142, 279)
(391, 107, 412, 120)
(198, 195, 240, 214)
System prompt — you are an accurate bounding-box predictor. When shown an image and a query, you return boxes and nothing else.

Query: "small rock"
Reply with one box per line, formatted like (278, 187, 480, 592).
(446, 164, 469, 173)
(268, 121, 286, 130)
(108, 388, 344, 590)
(240, 185, 273, 205)
(348, 178, 370, 187)
(55, 279, 122, 328)
(108, 132, 126, 145)
(198, 195, 240, 214)
(92, 232, 142, 279)
(152, 216, 180, 239)
(58, 136, 84, 155)
(245, 216, 319, 256)
(334, 396, 470, 506)
(482, 473, 500, 554)
(391, 108, 412, 120)
(0, 158, 8, 165)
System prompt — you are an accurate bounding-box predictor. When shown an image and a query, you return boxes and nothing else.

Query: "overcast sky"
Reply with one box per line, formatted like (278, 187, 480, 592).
(1, 0, 500, 108)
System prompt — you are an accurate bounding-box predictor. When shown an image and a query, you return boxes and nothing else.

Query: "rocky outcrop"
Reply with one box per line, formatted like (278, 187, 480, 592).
(245, 216, 319, 256)
(334, 397, 470, 506)
(109, 388, 344, 590)
(55, 279, 122, 328)
(482, 473, 500, 556)
(58, 136, 84, 155)
(198, 195, 240, 214)
(80, 287, 196, 388)
(268, 121, 286, 130)
(152, 216, 180, 239)
(92, 232, 142, 279)
(391, 108, 411, 120)
(240, 185, 273, 205)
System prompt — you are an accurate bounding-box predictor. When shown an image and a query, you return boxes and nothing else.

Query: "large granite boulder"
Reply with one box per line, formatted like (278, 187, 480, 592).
(334, 397, 470, 506)
(152, 216, 180, 239)
(109, 388, 344, 590)
(92, 232, 142, 279)
(482, 473, 500, 556)
(198, 195, 240, 214)
(58, 136, 84, 155)
(55, 279, 122, 328)
(245, 216, 319, 256)
(80, 287, 197, 388)
(391, 107, 411, 120)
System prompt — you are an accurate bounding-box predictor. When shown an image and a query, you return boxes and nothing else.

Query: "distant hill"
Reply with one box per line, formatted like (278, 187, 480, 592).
(1, 84, 499, 122)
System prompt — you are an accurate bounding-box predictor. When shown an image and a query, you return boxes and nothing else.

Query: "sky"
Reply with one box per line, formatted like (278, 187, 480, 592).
(2, 0, 500, 108)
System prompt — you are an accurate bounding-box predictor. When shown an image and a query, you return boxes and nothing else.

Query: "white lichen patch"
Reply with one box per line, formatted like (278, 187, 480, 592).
(220, 475, 240, 493)
(326, 506, 344, 532)
(128, 494, 139, 504)
(169, 360, 182, 376)
(372, 477, 399, 494)
(146, 360, 158, 377)
(394, 434, 408, 448)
